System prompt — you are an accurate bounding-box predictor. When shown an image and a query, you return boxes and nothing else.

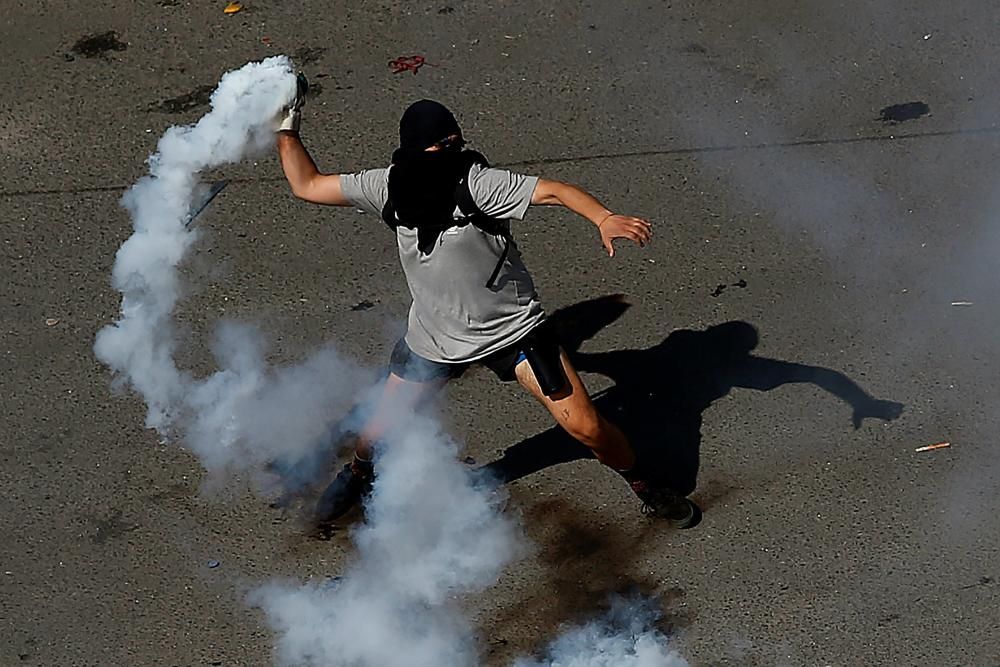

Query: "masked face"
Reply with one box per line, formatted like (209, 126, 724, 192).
(398, 100, 463, 152)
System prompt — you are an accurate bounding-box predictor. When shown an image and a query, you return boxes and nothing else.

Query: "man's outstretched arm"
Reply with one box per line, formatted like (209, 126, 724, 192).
(530, 179, 652, 257)
(276, 132, 350, 206)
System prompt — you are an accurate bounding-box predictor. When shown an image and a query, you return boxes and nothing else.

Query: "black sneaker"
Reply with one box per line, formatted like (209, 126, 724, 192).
(628, 479, 698, 529)
(315, 459, 374, 526)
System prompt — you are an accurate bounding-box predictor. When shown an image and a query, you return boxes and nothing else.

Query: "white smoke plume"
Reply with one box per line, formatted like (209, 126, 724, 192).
(253, 430, 691, 667)
(94, 56, 366, 482)
(252, 416, 524, 667)
(97, 56, 689, 667)
(514, 597, 689, 667)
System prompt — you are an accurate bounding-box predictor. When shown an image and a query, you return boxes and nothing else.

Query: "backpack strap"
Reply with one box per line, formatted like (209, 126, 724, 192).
(454, 152, 512, 289)
(381, 198, 397, 229)
(453, 151, 489, 218)
(381, 164, 399, 230)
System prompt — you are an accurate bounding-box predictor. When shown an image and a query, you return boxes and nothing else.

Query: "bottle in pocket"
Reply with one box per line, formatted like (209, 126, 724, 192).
(522, 328, 566, 397)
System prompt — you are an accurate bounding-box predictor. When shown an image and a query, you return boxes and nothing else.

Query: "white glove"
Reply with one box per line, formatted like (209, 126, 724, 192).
(278, 73, 309, 132)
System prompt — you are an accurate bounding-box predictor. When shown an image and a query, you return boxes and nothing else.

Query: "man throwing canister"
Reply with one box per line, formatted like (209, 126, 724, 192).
(275, 77, 697, 529)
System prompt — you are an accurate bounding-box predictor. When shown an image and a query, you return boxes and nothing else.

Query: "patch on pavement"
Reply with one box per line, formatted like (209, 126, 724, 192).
(69, 31, 127, 59)
(879, 101, 930, 124)
(148, 85, 215, 114)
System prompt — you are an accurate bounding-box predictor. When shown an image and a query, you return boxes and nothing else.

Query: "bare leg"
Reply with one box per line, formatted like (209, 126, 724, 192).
(515, 350, 697, 527)
(315, 372, 447, 525)
(353, 371, 448, 460)
(515, 349, 635, 471)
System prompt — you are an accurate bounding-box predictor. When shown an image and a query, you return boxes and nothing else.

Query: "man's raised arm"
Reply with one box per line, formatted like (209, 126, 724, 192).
(273, 73, 350, 206)
(276, 131, 349, 206)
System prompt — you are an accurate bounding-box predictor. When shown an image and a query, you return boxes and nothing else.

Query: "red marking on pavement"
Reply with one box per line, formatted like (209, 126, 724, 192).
(389, 55, 431, 74)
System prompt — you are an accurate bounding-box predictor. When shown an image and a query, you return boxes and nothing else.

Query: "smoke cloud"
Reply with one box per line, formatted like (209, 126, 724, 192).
(255, 439, 690, 667)
(514, 597, 689, 667)
(97, 56, 689, 667)
(252, 416, 524, 667)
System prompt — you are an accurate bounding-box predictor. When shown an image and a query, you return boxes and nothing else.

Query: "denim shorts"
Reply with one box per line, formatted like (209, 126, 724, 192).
(389, 326, 556, 384)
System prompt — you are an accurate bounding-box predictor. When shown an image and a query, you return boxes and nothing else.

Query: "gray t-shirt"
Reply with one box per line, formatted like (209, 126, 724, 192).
(340, 162, 544, 363)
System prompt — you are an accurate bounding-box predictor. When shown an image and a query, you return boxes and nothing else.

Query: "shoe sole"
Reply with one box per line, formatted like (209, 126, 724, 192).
(651, 498, 700, 529)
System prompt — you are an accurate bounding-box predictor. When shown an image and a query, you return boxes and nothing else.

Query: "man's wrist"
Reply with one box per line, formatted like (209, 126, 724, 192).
(594, 210, 614, 228)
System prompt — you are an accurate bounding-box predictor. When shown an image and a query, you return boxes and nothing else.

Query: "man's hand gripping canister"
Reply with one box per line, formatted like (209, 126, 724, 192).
(277, 73, 309, 133)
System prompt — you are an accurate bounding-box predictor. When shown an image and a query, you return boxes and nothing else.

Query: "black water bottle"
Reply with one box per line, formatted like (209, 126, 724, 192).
(523, 330, 567, 397)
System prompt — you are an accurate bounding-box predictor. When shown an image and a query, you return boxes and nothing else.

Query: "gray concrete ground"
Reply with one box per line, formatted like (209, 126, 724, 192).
(2, 0, 999, 665)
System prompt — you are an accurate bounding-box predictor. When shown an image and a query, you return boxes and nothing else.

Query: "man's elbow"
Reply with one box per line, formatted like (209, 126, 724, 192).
(288, 179, 316, 203)
(532, 179, 570, 206)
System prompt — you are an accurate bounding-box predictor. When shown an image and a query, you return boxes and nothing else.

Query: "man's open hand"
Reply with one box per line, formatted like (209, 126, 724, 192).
(599, 214, 652, 257)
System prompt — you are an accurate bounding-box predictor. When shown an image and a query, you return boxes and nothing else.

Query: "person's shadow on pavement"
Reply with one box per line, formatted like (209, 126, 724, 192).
(480, 295, 904, 498)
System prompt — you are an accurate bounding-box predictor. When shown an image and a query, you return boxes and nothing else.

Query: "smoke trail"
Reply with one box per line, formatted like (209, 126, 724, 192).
(514, 596, 689, 667)
(251, 416, 523, 667)
(95, 55, 525, 663)
(94, 56, 366, 483)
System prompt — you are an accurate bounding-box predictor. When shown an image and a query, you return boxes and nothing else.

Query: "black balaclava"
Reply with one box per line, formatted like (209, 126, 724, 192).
(398, 99, 462, 152)
(388, 100, 471, 252)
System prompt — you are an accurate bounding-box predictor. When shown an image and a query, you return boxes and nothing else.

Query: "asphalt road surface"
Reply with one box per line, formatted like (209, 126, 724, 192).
(3, 0, 999, 665)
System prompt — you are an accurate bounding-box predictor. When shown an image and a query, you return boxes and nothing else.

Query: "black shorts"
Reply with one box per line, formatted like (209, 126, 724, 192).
(389, 323, 557, 384)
